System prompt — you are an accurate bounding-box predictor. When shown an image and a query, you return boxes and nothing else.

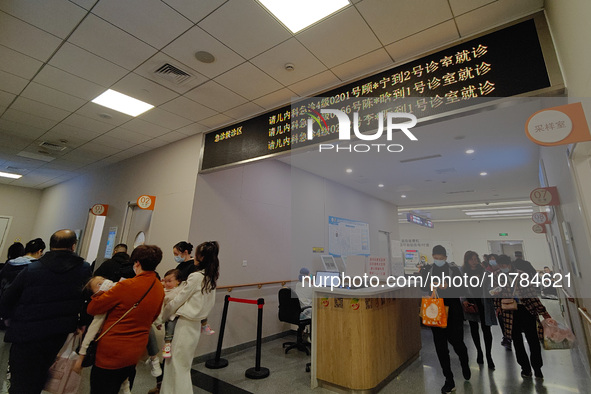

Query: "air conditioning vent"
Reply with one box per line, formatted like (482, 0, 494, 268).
(153, 63, 193, 85)
(39, 141, 67, 151)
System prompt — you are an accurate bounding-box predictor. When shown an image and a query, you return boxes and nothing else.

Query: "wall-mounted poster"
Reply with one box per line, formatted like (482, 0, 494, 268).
(328, 216, 370, 257)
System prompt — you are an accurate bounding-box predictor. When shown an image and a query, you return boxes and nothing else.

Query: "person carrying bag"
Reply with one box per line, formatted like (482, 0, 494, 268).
(44, 333, 83, 394)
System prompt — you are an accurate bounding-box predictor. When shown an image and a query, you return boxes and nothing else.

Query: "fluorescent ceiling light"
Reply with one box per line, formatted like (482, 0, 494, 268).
(257, 0, 350, 33)
(0, 171, 22, 179)
(398, 200, 533, 212)
(462, 206, 532, 212)
(465, 209, 533, 215)
(92, 89, 154, 117)
(470, 214, 532, 219)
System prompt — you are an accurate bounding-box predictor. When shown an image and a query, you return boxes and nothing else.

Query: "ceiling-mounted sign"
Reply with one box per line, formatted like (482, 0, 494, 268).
(532, 224, 546, 234)
(532, 212, 551, 224)
(91, 204, 108, 216)
(137, 195, 156, 210)
(201, 17, 554, 172)
(525, 102, 590, 146)
(530, 187, 560, 206)
(407, 213, 434, 228)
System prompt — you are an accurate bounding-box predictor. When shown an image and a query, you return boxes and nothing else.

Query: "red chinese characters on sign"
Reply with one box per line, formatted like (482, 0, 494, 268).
(367, 256, 388, 279)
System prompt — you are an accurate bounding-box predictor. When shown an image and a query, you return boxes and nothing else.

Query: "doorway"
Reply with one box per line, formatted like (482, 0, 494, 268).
(488, 240, 524, 258)
(121, 202, 152, 251)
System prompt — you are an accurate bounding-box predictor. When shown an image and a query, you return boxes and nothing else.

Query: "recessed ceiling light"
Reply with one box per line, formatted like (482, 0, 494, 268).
(466, 149, 475, 154)
(346, 168, 353, 173)
(195, 51, 215, 63)
(480, 172, 488, 176)
(257, 0, 350, 33)
(92, 89, 154, 117)
(378, 184, 384, 188)
(401, 194, 407, 198)
(0, 171, 22, 179)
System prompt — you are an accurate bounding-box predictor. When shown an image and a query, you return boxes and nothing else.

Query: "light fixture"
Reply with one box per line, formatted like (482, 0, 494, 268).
(195, 51, 215, 63)
(92, 89, 154, 117)
(464, 209, 533, 216)
(480, 172, 488, 176)
(0, 171, 22, 179)
(378, 184, 384, 188)
(466, 149, 475, 154)
(346, 168, 353, 173)
(401, 194, 407, 198)
(257, 0, 350, 33)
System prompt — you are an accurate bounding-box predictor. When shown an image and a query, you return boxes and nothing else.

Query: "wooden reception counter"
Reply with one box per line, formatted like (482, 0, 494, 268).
(311, 286, 421, 392)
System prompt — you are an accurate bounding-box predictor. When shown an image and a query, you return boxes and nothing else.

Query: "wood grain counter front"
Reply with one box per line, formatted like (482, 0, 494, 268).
(311, 286, 421, 392)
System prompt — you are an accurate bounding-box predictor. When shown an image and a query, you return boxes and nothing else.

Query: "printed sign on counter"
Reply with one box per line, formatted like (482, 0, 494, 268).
(137, 195, 156, 210)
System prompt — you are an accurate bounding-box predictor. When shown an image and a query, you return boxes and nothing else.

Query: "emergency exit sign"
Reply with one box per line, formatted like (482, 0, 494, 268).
(499, 233, 509, 236)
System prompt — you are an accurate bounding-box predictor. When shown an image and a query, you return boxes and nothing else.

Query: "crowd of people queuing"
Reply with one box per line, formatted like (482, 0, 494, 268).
(420, 245, 556, 394)
(0, 231, 219, 394)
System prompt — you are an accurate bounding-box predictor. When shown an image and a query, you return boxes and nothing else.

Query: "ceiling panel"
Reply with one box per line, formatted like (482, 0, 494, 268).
(0, 11, 63, 62)
(175, 122, 210, 136)
(110, 72, 179, 107)
(61, 113, 114, 134)
(252, 88, 297, 110)
(103, 127, 151, 144)
(0, 119, 47, 140)
(162, 25, 246, 79)
(33, 66, 105, 100)
(20, 83, 86, 112)
(0, 91, 15, 108)
(288, 70, 341, 97)
(0, 70, 28, 95)
(223, 102, 265, 121)
(133, 52, 208, 94)
(162, 0, 228, 24)
(198, 0, 291, 59)
(296, 7, 382, 68)
(2, 108, 58, 130)
(74, 102, 133, 126)
(68, 14, 157, 70)
(91, 0, 193, 49)
(449, 0, 496, 16)
(159, 96, 218, 122)
(121, 118, 171, 138)
(184, 80, 248, 112)
(330, 48, 393, 81)
(214, 62, 283, 100)
(10, 97, 71, 122)
(137, 108, 193, 130)
(198, 113, 234, 129)
(0, 45, 44, 79)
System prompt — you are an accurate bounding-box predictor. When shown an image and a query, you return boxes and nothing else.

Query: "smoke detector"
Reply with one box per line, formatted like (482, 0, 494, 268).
(284, 63, 295, 71)
(195, 51, 215, 64)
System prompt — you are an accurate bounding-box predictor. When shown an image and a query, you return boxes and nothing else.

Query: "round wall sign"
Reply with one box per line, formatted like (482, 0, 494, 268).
(532, 224, 545, 234)
(532, 212, 548, 224)
(527, 110, 573, 144)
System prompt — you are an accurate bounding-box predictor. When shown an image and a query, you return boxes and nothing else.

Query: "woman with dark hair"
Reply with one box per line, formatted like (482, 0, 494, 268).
(0, 238, 45, 295)
(493, 254, 555, 379)
(3, 242, 25, 265)
(461, 251, 497, 369)
(87, 245, 165, 394)
(172, 241, 195, 281)
(160, 241, 220, 394)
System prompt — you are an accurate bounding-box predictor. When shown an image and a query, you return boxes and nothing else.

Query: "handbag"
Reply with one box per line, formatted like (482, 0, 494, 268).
(80, 279, 157, 368)
(463, 302, 479, 314)
(420, 289, 448, 328)
(501, 286, 518, 310)
(44, 333, 82, 394)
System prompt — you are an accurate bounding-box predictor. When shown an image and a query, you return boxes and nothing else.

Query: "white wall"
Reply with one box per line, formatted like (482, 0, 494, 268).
(0, 184, 42, 258)
(398, 219, 551, 269)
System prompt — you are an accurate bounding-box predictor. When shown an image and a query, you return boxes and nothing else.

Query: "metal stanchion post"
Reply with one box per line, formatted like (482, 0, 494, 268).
(245, 298, 270, 379)
(205, 294, 230, 369)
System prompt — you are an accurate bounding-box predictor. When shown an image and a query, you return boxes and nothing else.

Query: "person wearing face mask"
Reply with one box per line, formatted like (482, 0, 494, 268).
(421, 245, 470, 394)
(485, 253, 500, 273)
(172, 241, 195, 282)
(492, 254, 555, 380)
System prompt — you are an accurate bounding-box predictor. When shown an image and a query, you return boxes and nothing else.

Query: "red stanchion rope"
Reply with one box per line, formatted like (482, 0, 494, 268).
(228, 297, 265, 308)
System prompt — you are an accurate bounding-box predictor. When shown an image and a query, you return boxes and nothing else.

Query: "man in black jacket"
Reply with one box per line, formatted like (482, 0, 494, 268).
(513, 251, 537, 278)
(94, 243, 134, 282)
(0, 229, 91, 393)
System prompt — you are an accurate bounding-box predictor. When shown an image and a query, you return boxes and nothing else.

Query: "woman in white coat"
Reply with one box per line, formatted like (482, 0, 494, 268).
(160, 241, 219, 394)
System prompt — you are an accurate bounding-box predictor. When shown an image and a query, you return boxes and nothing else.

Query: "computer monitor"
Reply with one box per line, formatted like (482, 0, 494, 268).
(315, 271, 340, 287)
(321, 255, 339, 272)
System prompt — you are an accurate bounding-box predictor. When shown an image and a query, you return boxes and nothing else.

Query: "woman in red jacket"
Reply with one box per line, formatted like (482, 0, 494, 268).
(87, 245, 165, 394)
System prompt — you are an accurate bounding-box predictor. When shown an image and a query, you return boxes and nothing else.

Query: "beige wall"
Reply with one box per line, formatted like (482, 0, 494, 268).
(0, 184, 42, 259)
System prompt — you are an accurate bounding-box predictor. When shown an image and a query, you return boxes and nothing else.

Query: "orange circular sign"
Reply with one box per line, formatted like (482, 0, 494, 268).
(91, 204, 107, 216)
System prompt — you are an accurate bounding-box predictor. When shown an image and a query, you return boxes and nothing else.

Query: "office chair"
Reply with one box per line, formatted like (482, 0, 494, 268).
(278, 287, 311, 356)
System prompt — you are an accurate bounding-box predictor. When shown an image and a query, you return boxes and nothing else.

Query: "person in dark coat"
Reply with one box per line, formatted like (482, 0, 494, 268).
(0, 229, 91, 393)
(513, 251, 537, 278)
(94, 243, 134, 282)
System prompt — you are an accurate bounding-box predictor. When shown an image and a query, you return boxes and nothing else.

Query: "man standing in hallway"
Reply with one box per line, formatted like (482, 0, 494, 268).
(0, 229, 92, 393)
(94, 243, 134, 282)
(421, 245, 470, 394)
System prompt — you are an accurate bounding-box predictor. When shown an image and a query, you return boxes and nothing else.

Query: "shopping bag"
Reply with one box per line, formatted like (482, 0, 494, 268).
(421, 290, 448, 328)
(542, 319, 576, 350)
(44, 333, 82, 394)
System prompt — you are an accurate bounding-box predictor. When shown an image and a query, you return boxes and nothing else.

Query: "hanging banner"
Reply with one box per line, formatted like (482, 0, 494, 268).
(530, 187, 560, 206)
(532, 212, 551, 224)
(525, 102, 590, 146)
(137, 195, 156, 210)
(91, 204, 108, 216)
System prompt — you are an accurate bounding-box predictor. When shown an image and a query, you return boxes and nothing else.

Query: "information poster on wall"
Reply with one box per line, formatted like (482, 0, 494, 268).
(104, 227, 117, 259)
(367, 256, 388, 279)
(328, 216, 370, 257)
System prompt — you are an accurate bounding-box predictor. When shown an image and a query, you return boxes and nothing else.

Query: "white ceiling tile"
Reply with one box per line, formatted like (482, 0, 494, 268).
(110, 72, 178, 107)
(449, 0, 496, 16)
(41, 159, 86, 171)
(175, 123, 209, 136)
(92, 0, 193, 49)
(296, 7, 382, 68)
(160, 96, 217, 122)
(74, 102, 133, 126)
(184, 80, 248, 112)
(61, 148, 110, 164)
(0, 132, 31, 150)
(223, 102, 265, 121)
(356, 0, 453, 45)
(0, 0, 87, 39)
(198, 0, 291, 59)
(250, 38, 327, 85)
(11, 97, 70, 122)
(0, 11, 63, 62)
(33, 65, 105, 100)
(122, 144, 151, 156)
(68, 14, 156, 70)
(0, 119, 47, 140)
(0, 45, 43, 79)
(141, 138, 169, 149)
(133, 52, 208, 94)
(158, 131, 187, 143)
(81, 141, 124, 155)
(0, 70, 28, 95)
(288, 70, 341, 97)
(103, 128, 151, 144)
(384, 21, 460, 63)
(49, 43, 128, 87)
(455, 0, 543, 37)
(41, 128, 92, 149)
(20, 83, 86, 112)
(214, 62, 282, 100)
(331, 48, 394, 82)
(3, 108, 57, 130)
(199, 113, 234, 128)
(68, 0, 96, 11)
(163, 0, 227, 23)
(137, 108, 193, 130)
(162, 25, 246, 79)
(121, 118, 171, 137)
(0, 91, 15, 108)
(253, 88, 297, 110)
(62, 113, 115, 133)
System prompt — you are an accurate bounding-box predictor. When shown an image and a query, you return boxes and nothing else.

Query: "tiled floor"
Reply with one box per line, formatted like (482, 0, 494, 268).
(0, 299, 588, 393)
